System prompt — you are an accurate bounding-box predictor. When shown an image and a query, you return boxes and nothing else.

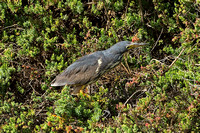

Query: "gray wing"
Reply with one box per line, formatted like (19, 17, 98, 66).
(51, 51, 105, 86)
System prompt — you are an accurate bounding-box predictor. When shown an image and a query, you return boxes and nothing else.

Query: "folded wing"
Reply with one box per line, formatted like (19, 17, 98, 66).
(51, 51, 105, 86)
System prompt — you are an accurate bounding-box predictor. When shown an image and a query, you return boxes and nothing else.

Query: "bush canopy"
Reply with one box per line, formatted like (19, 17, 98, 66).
(0, 0, 200, 132)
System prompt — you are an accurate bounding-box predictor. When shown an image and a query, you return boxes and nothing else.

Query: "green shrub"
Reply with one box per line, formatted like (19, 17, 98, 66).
(0, 0, 199, 132)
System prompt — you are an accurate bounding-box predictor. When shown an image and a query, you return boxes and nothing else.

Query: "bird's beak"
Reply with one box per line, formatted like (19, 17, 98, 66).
(126, 42, 148, 50)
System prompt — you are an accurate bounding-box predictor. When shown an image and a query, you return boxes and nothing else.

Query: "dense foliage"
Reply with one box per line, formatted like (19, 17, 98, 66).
(0, 0, 200, 132)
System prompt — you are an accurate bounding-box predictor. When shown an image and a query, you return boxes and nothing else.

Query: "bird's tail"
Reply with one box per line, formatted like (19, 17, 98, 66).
(51, 76, 68, 86)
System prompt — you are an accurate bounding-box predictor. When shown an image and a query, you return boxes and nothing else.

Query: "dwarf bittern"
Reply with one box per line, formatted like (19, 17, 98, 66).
(51, 41, 147, 94)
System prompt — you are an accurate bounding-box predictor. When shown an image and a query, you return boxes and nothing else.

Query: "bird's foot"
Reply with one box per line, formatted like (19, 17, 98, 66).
(79, 90, 90, 99)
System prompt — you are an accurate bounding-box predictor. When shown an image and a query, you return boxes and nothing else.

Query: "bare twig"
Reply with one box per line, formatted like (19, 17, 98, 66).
(125, 53, 131, 73)
(0, 24, 18, 30)
(86, 2, 96, 5)
(103, 3, 110, 30)
(139, 0, 144, 23)
(168, 47, 186, 69)
(121, 62, 130, 74)
(0, 24, 24, 31)
(117, 89, 145, 118)
(149, 58, 165, 65)
(151, 28, 163, 52)
(36, 106, 45, 116)
(162, 47, 186, 75)
(124, 90, 144, 105)
(125, 0, 130, 17)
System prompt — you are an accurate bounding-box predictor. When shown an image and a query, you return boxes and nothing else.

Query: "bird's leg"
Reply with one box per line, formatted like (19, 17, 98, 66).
(124, 53, 131, 74)
(79, 85, 87, 94)
(84, 85, 91, 94)
(81, 85, 91, 97)
(71, 85, 85, 95)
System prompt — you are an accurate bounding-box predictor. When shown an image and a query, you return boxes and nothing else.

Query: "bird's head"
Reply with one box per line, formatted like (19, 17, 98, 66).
(107, 41, 147, 54)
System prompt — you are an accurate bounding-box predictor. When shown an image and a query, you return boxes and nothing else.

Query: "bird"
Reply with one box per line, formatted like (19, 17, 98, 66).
(51, 41, 147, 95)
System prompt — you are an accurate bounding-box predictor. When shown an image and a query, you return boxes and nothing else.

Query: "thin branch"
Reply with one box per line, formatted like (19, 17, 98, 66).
(139, 0, 144, 23)
(125, 53, 131, 73)
(36, 105, 45, 116)
(0, 24, 18, 30)
(0, 24, 24, 31)
(103, 3, 111, 30)
(124, 90, 144, 105)
(151, 28, 163, 52)
(149, 58, 165, 65)
(125, 0, 130, 17)
(121, 62, 130, 74)
(162, 47, 186, 75)
(168, 47, 186, 69)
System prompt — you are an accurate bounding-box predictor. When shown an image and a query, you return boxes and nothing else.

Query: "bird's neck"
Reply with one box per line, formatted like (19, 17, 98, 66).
(103, 49, 124, 61)
(105, 47, 121, 55)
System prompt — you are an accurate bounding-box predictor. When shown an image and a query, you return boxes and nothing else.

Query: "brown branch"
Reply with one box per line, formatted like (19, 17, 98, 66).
(162, 47, 186, 75)
(168, 47, 186, 69)
(124, 53, 131, 74)
(125, 0, 130, 16)
(139, 0, 144, 23)
(151, 28, 163, 52)
(124, 89, 144, 105)
(121, 62, 130, 74)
